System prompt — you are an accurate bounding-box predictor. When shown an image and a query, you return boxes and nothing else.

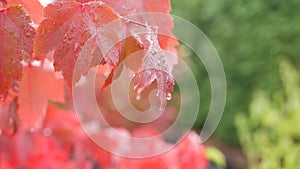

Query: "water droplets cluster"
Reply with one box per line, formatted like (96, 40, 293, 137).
(133, 24, 174, 110)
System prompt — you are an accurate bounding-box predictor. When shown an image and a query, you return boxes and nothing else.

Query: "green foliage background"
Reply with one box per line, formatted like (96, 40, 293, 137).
(235, 61, 300, 168)
(171, 0, 300, 145)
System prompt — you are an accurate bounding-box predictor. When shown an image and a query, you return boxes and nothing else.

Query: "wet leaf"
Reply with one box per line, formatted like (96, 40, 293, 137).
(34, 0, 120, 86)
(6, 0, 43, 23)
(0, 5, 35, 95)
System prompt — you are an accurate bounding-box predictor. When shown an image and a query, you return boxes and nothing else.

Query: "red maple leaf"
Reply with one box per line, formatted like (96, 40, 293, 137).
(34, 0, 120, 87)
(18, 65, 64, 128)
(0, 5, 35, 95)
(134, 26, 174, 107)
(100, 0, 178, 103)
(6, 0, 44, 23)
(102, 0, 177, 49)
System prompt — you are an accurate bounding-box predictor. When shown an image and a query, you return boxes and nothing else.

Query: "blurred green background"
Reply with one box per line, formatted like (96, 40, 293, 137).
(171, 0, 300, 145)
(235, 60, 300, 169)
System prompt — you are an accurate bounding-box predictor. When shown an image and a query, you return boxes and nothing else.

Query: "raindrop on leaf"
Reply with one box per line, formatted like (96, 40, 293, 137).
(167, 93, 172, 100)
(43, 128, 52, 136)
(41, 29, 45, 35)
(73, 42, 79, 52)
(136, 88, 142, 100)
(133, 84, 138, 90)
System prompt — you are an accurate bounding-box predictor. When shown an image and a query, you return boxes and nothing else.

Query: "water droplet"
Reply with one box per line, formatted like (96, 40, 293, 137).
(52, 21, 56, 25)
(43, 128, 52, 136)
(12, 82, 19, 92)
(41, 29, 46, 35)
(81, 5, 85, 12)
(159, 104, 164, 112)
(8, 118, 13, 125)
(93, 14, 98, 21)
(133, 84, 138, 90)
(16, 5, 22, 10)
(30, 128, 35, 132)
(73, 42, 79, 52)
(136, 88, 143, 100)
(132, 73, 136, 77)
(1, 91, 8, 101)
(167, 93, 172, 100)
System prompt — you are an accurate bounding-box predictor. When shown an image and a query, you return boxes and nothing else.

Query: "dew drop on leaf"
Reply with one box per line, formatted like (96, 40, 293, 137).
(1, 91, 8, 102)
(136, 88, 142, 100)
(73, 42, 79, 52)
(133, 84, 138, 90)
(136, 94, 141, 100)
(43, 128, 52, 136)
(8, 118, 13, 125)
(166, 93, 172, 101)
(41, 29, 45, 35)
(159, 105, 164, 112)
(12, 82, 19, 92)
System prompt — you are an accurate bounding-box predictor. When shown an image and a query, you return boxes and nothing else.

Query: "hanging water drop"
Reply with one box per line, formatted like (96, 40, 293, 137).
(136, 88, 142, 100)
(12, 82, 19, 92)
(1, 91, 8, 101)
(167, 93, 172, 100)
(136, 94, 141, 100)
(133, 84, 138, 90)
(43, 128, 52, 136)
(159, 104, 164, 112)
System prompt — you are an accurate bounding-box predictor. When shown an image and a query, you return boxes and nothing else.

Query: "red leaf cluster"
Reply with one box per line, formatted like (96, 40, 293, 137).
(1, 105, 208, 169)
(0, 1, 208, 169)
(0, 5, 35, 94)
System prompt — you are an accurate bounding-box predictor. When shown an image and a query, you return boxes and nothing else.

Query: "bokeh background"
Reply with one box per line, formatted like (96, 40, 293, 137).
(171, 0, 300, 168)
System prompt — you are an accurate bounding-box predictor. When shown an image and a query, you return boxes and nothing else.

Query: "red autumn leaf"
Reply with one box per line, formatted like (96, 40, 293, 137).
(175, 132, 209, 169)
(0, 97, 18, 137)
(43, 105, 85, 145)
(101, 0, 171, 16)
(25, 134, 71, 169)
(102, 0, 177, 49)
(34, 0, 120, 86)
(135, 26, 174, 107)
(99, 0, 178, 99)
(6, 0, 43, 23)
(18, 66, 64, 128)
(0, 5, 35, 95)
